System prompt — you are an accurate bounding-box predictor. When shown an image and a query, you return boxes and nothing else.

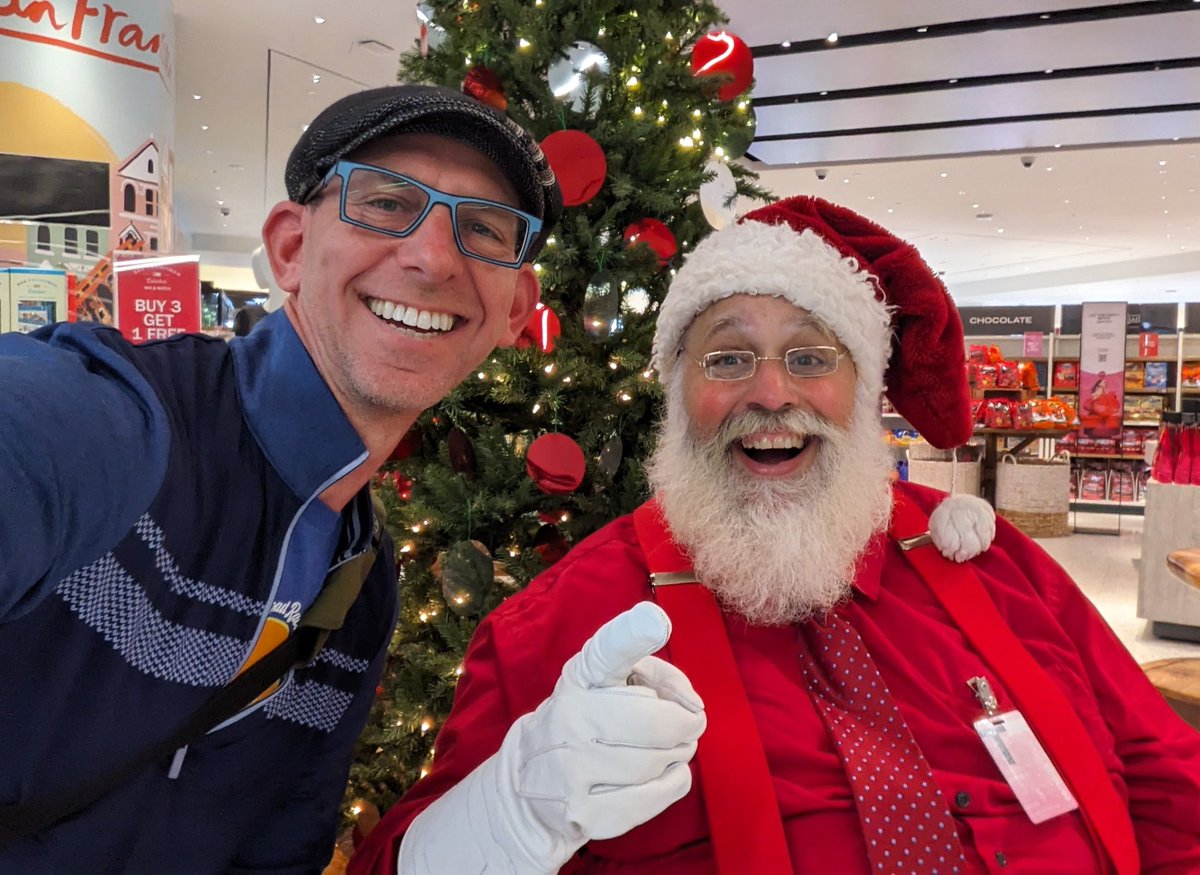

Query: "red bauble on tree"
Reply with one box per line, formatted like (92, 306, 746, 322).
(514, 301, 562, 353)
(539, 130, 607, 206)
(623, 218, 678, 267)
(526, 433, 586, 495)
(462, 65, 507, 111)
(690, 31, 754, 102)
(388, 424, 422, 461)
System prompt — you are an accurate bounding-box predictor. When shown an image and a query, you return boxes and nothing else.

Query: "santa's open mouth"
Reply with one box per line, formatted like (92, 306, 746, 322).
(367, 297, 457, 333)
(736, 433, 812, 465)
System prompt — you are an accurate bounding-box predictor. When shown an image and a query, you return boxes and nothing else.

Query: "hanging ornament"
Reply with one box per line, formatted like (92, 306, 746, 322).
(514, 301, 562, 353)
(598, 435, 623, 478)
(540, 130, 607, 206)
(447, 427, 477, 480)
(691, 31, 754, 102)
(526, 433, 586, 495)
(582, 270, 622, 341)
(533, 524, 570, 565)
(622, 218, 678, 266)
(415, 1, 447, 56)
(719, 107, 757, 160)
(546, 41, 611, 113)
(388, 424, 422, 461)
(440, 540, 493, 615)
(463, 65, 507, 111)
(621, 286, 651, 316)
(700, 160, 739, 229)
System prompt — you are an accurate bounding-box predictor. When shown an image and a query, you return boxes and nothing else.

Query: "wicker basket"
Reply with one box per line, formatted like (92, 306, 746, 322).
(907, 456, 982, 496)
(995, 454, 1070, 537)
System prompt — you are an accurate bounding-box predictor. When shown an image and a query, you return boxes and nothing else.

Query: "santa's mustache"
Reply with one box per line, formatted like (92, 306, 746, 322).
(705, 407, 843, 451)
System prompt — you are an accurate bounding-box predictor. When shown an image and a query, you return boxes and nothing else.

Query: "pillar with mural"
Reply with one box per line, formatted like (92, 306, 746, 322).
(0, 0, 175, 329)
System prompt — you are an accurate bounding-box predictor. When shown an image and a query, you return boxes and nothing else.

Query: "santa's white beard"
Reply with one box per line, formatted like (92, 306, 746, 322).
(645, 387, 895, 626)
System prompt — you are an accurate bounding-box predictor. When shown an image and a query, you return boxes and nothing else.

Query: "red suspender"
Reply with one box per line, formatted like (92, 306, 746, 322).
(889, 492, 1140, 875)
(632, 501, 793, 874)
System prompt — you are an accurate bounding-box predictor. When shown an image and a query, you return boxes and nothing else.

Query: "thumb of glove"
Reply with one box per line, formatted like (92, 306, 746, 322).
(560, 602, 672, 691)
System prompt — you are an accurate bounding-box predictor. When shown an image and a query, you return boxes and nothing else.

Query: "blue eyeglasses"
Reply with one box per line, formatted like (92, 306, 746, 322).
(313, 159, 543, 268)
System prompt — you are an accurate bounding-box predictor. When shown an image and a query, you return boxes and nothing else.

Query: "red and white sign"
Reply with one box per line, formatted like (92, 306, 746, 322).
(113, 254, 200, 342)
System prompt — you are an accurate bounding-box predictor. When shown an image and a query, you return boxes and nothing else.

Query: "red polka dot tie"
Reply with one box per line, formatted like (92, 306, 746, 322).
(798, 612, 967, 874)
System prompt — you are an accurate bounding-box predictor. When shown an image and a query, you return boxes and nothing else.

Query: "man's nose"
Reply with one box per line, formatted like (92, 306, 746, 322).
(742, 358, 798, 412)
(397, 203, 464, 279)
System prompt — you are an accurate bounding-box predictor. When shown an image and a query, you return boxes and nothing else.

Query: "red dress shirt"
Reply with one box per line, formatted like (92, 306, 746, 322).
(350, 482, 1200, 874)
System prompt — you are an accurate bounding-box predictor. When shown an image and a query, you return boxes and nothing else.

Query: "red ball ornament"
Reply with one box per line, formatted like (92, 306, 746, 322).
(533, 524, 570, 565)
(540, 130, 607, 206)
(623, 218, 678, 266)
(463, 65, 507, 112)
(526, 433, 586, 495)
(514, 302, 561, 353)
(690, 31, 754, 102)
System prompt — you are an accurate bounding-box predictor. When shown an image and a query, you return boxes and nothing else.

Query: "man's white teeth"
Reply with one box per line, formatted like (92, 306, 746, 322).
(367, 298, 455, 331)
(741, 435, 807, 450)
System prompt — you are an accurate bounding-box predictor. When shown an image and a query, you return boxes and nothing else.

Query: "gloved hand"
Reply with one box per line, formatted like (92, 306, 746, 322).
(398, 601, 706, 874)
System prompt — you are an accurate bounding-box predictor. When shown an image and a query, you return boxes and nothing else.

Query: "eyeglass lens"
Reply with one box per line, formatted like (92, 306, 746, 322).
(343, 166, 529, 264)
(702, 347, 840, 380)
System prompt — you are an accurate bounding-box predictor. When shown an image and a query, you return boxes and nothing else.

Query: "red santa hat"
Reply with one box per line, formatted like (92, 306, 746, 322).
(652, 195, 973, 450)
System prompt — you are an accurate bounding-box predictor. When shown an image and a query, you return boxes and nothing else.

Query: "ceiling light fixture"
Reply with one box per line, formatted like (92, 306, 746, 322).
(781, 40, 791, 48)
(312, 74, 321, 84)
(314, 16, 325, 24)
(192, 94, 201, 100)
(826, 31, 838, 43)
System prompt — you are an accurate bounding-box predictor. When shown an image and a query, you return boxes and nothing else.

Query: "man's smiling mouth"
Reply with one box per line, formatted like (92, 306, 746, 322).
(367, 297, 457, 332)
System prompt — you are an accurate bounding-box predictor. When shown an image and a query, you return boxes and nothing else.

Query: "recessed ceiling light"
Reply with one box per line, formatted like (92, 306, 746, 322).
(312, 74, 321, 84)
(1158, 160, 1167, 166)
(997, 228, 1005, 234)
(217, 200, 224, 206)
(314, 16, 325, 24)
(842, 178, 850, 183)
(826, 32, 838, 43)
(201, 124, 208, 130)
(939, 172, 948, 178)
(192, 94, 201, 101)
(887, 208, 894, 213)
(948, 78, 958, 84)
(917, 26, 928, 33)
(1045, 166, 1053, 172)
(1044, 69, 1053, 74)
(781, 40, 791, 48)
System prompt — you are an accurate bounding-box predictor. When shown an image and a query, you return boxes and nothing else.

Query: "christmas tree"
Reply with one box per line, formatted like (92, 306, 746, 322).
(344, 0, 769, 815)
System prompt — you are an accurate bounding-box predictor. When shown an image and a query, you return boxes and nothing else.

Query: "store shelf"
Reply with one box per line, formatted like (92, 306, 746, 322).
(1126, 356, 1177, 362)
(1070, 452, 1147, 459)
(1070, 499, 1145, 516)
(1121, 421, 1161, 428)
(1123, 387, 1174, 395)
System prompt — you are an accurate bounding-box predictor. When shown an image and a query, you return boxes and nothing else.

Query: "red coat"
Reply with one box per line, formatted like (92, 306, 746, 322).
(351, 483, 1200, 873)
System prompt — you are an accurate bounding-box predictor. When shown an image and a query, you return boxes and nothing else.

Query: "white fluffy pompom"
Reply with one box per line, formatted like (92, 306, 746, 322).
(928, 493, 996, 563)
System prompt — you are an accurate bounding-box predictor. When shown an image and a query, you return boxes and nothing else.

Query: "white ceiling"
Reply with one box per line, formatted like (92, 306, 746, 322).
(172, 0, 1200, 308)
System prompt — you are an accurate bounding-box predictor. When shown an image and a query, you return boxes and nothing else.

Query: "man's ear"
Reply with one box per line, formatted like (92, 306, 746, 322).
(497, 264, 541, 347)
(261, 201, 305, 295)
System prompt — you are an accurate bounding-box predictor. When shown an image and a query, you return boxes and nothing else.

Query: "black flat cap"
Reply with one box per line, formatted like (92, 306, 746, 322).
(285, 84, 562, 260)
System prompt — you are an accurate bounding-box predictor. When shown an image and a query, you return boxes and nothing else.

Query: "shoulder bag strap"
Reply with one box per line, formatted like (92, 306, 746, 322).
(632, 500, 792, 875)
(889, 492, 1139, 875)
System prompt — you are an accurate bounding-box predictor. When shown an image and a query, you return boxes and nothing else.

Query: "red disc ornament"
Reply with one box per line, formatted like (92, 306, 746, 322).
(514, 302, 561, 353)
(691, 31, 754, 102)
(623, 218, 678, 266)
(540, 130, 607, 206)
(526, 433, 586, 495)
(463, 65, 507, 112)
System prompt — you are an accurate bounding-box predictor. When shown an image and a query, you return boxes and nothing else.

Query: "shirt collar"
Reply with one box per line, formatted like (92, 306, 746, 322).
(230, 309, 367, 501)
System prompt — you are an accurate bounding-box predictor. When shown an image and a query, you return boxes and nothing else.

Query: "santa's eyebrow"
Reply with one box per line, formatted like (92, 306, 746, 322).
(697, 312, 834, 345)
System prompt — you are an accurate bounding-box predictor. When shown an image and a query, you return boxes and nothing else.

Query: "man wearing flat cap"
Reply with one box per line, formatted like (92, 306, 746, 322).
(352, 197, 1200, 874)
(0, 84, 591, 872)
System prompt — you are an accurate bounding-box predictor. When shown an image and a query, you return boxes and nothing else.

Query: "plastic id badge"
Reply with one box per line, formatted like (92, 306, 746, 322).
(972, 710, 1079, 824)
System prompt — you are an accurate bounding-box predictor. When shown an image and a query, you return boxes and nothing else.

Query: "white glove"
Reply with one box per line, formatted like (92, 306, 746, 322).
(397, 602, 706, 874)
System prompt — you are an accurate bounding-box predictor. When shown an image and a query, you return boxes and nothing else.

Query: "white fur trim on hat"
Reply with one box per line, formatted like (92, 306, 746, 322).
(652, 221, 893, 395)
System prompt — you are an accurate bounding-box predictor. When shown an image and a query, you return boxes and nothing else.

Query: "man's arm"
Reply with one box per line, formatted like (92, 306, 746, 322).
(0, 326, 169, 621)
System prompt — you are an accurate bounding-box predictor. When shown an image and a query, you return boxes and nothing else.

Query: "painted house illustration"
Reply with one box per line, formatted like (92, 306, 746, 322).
(112, 140, 161, 253)
(0, 153, 110, 274)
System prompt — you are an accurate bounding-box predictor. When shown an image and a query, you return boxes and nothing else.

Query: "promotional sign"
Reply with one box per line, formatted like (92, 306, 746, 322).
(114, 255, 201, 342)
(7, 267, 68, 333)
(1023, 332, 1045, 357)
(1062, 303, 1178, 336)
(1078, 302, 1127, 438)
(959, 306, 1055, 336)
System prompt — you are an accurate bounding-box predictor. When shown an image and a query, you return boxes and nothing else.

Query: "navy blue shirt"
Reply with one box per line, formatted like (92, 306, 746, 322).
(0, 312, 397, 873)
